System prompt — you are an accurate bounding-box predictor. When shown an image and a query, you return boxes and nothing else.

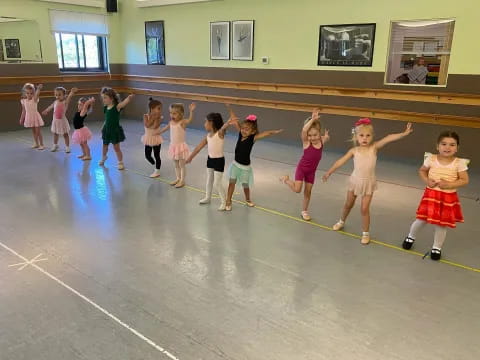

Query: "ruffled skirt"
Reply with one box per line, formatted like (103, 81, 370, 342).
(416, 188, 463, 228)
(102, 125, 126, 145)
(24, 112, 44, 128)
(51, 117, 70, 135)
(348, 175, 377, 196)
(72, 127, 93, 144)
(227, 161, 254, 188)
(142, 134, 163, 146)
(168, 142, 190, 160)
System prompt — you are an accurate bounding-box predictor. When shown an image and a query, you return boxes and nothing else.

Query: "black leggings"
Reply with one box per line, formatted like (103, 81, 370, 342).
(145, 145, 161, 169)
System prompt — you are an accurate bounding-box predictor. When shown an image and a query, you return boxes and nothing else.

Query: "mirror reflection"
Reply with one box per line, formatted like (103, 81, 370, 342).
(0, 16, 43, 62)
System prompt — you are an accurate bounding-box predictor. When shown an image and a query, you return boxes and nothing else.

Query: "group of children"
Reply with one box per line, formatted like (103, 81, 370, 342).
(20, 83, 470, 261)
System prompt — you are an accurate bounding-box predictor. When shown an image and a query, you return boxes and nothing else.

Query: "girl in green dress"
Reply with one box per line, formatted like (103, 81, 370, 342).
(99, 87, 134, 170)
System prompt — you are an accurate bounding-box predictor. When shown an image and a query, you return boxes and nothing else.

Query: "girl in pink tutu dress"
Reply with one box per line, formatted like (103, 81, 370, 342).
(20, 83, 45, 150)
(142, 98, 170, 178)
(323, 118, 413, 244)
(42, 87, 78, 153)
(168, 102, 196, 188)
(72, 97, 95, 161)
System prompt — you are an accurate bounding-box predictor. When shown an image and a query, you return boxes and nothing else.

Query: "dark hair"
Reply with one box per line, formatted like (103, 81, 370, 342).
(148, 97, 162, 112)
(241, 118, 259, 134)
(100, 87, 120, 105)
(55, 86, 67, 95)
(437, 131, 460, 146)
(79, 97, 94, 114)
(206, 112, 224, 132)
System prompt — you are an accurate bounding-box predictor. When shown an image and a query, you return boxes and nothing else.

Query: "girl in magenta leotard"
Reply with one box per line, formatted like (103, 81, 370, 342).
(280, 109, 329, 221)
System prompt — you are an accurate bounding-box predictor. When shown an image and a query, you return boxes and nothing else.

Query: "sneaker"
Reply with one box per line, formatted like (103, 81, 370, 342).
(402, 236, 415, 250)
(361, 232, 370, 245)
(98, 157, 107, 166)
(149, 169, 161, 178)
(118, 162, 125, 170)
(430, 248, 442, 261)
(332, 220, 345, 231)
(199, 197, 211, 204)
(65, 147, 71, 153)
(218, 202, 227, 211)
(51, 144, 59, 152)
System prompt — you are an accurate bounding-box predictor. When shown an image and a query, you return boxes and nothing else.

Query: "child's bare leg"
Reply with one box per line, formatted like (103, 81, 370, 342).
(226, 181, 236, 206)
(243, 186, 254, 206)
(333, 190, 356, 230)
(113, 143, 123, 162)
(170, 160, 181, 185)
(53, 133, 59, 145)
(176, 159, 186, 187)
(63, 133, 70, 147)
(31, 128, 38, 146)
(281, 175, 303, 193)
(37, 127, 44, 146)
(360, 195, 373, 233)
(84, 143, 91, 158)
(99, 144, 108, 165)
(303, 183, 313, 212)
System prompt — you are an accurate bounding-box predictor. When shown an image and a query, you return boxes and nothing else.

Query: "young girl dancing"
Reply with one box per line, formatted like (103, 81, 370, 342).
(42, 87, 77, 153)
(72, 97, 95, 161)
(280, 109, 330, 221)
(402, 131, 469, 260)
(142, 98, 169, 178)
(99, 87, 134, 170)
(225, 107, 283, 211)
(20, 83, 45, 150)
(186, 112, 233, 210)
(323, 118, 413, 244)
(168, 102, 196, 188)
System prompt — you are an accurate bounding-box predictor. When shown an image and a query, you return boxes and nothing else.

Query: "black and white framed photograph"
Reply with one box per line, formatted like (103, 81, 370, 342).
(145, 21, 165, 65)
(0, 40, 4, 61)
(5, 38, 21, 59)
(232, 20, 254, 61)
(210, 21, 230, 60)
(318, 23, 376, 66)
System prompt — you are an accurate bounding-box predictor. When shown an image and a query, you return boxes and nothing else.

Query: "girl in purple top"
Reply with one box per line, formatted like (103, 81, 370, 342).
(280, 109, 329, 221)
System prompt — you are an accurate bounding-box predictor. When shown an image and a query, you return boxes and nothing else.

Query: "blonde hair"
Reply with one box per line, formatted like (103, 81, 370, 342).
(304, 116, 322, 134)
(351, 123, 374, 145)
(169, 103, 185, 116)
(21, 83, 35, 95)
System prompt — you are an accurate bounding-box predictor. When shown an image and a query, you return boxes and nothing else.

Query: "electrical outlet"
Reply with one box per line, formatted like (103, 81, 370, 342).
(261, 56, 269, 65)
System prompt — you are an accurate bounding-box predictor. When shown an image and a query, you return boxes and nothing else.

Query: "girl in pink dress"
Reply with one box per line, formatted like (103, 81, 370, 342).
(168, 102, 196, 188)
(42, 87, 77, 153)
(20, 83, 45, 150)
(323, 118, 413, 244)
(280, 109, 330, 221)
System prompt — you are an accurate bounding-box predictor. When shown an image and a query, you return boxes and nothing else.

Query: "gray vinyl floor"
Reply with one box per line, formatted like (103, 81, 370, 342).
(1, 120, 479, 360)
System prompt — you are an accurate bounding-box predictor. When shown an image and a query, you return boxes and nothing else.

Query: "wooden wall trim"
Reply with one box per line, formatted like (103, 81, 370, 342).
(0, 74, 122, 85)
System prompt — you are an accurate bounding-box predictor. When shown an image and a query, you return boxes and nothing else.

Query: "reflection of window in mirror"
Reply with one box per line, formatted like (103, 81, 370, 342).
(385, 19, 455, 86)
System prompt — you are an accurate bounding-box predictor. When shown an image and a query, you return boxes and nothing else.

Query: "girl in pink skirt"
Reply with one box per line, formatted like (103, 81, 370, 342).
(168, 102, 196, 188)
(20, 83, 45, 150)
(72, 97, 95, 160)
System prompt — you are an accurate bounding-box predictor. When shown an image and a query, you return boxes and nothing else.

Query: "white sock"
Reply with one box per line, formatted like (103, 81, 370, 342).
(200, 168, 214, 203)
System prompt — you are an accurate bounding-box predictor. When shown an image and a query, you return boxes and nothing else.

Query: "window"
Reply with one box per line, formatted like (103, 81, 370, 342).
(145, 21, 165, 65)
(385, 19, 455, 86)
(55, 32, 107, 71)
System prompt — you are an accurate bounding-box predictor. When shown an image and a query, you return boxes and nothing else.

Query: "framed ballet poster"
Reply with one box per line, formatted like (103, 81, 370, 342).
(318, 23, 376, 66)
(232, 20, 254, 61)
(0, 40, 4, 61)
(5, 38, 21, 58)
(210, 21, 230, 60)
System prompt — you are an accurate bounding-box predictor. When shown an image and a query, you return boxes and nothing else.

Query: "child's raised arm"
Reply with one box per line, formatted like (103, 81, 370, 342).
(117, 94, 134, 111)
(218, 115, 236, 138)
(322, 129, 330, 143)
(34, 84, 43, 102)
(226, 104, 240, 131)
(254, 128, 283, 141)
(186, 136, 207, 164)
(183, 103, 197, 126)
(79, 97, 95, 117)
(65, 87, 78, 109)
(322, 148, 355, 182)
(301, 108, 321, 142)
(374, 122, 413, 150)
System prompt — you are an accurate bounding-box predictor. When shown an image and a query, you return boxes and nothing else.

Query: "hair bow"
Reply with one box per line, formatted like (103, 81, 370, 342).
(355, 118, 371, 127)
(245, 114, 257, 121)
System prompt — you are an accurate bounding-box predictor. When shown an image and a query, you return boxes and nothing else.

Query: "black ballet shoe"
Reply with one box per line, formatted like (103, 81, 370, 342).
(402, 236, 415, 250)
(430, 248, 442, 261)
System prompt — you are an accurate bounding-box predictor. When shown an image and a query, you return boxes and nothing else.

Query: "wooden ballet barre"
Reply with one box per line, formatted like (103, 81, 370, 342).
(0, 74, 121, 85)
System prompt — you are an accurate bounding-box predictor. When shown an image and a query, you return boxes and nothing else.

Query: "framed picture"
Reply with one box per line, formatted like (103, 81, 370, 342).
(318, 23, 376, 66)
(145, 21, 165, 65)
(232, 20, 254, 61)
(5, 39, 21, 59)
(0, 40, 4, 61)
(210, 21, 230, 60)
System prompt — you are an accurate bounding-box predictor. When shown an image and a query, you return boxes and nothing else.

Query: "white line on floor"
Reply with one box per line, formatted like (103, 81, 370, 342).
(8, 253, 48, 271)
(0, 241, 180, 360)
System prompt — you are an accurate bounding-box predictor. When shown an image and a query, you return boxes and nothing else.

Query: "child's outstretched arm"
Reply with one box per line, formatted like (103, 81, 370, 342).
(255, 128, 283, 141)
(374, 122, 413, 150)
(226, 104, 240, 131)
(183, 103, 197, 126)
(186, 137, 207, 164)
(218, 116, 237, 138)
(34, 84, 43, 102)
(65, 87, 78, 109)
(159, 123, 170, 134)
(322, 148, 355, 182)
(117, 94, 134, 111)
(301, 108, 321, 142)
(79, 97, 95, 117)
(41, 101, 54, 116)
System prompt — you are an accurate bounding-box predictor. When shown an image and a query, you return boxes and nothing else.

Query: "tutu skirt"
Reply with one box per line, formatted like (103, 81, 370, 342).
(142, 134, 163, 147)
(102, 125, 126, 145)
(51, 117, 70, 135)
(416, 188, 463, 228)
(348, 175, 377, 196)
(72, 127, 93, 144)
(24, 112, 44, 128)
(168, 142, 190, 160)
(228, 161, 254, 188)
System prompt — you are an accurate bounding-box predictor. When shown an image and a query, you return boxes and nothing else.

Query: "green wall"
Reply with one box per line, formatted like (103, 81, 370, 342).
(118, 0, 480, 74)
(0, 20, 42, 61)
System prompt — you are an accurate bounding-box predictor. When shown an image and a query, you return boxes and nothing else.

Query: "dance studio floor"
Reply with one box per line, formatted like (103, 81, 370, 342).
(1, 120, 479, 360)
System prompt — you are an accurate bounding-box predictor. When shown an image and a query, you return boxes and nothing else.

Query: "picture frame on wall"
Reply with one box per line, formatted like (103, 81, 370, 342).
(232, 20, 254, 61)
(0, 40, 4, 61)
(145, 21, 166, 65)
(210, 21, 230, 60)
(318, 23, 376, 66)
(5, 39, 21, 59)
